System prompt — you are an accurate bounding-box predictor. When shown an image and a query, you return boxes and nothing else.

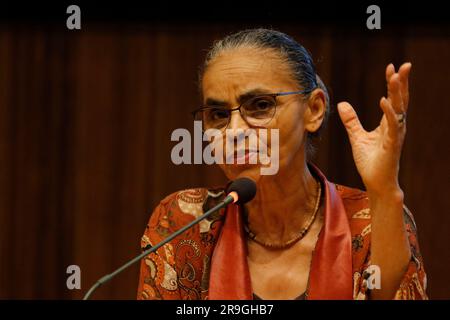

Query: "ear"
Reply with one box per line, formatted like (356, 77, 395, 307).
(303, 89, 327, 134)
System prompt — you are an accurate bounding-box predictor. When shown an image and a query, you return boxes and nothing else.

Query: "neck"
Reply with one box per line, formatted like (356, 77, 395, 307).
(243, 151, 321, 245)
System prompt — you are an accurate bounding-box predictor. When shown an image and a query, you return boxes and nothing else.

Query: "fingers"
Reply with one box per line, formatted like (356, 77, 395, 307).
(386, 63, 395, 83)
(337, 102, 365, 140)
(387, 73, 405, 114)
(386, 62, 411, 112)
(386, 63, 396, 106)
(398, 62, 411, 109)
(380, 96, 406, 141)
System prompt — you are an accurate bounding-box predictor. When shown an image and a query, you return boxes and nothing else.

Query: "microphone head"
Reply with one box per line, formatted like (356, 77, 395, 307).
(227, 177, 257, 205)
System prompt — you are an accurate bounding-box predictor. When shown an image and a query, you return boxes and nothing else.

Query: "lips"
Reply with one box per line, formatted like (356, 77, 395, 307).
(227, 149, 259, 164)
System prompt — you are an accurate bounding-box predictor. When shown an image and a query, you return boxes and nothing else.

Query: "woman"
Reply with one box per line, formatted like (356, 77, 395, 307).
(137, 29, 427, 300)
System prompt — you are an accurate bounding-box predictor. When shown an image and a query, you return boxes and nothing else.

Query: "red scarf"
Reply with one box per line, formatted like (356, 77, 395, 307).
(208, 164, 353, 300)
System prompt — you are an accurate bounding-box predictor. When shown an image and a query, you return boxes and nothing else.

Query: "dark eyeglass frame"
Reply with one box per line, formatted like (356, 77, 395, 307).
(191, 89, 314, 131)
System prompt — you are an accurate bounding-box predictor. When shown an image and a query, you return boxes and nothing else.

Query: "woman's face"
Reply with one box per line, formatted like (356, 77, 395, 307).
(201, 46, 324, 182)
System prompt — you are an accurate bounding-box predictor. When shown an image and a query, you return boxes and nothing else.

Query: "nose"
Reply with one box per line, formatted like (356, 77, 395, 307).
(227, 109, 249, 131)
(225, 109, 250, 150)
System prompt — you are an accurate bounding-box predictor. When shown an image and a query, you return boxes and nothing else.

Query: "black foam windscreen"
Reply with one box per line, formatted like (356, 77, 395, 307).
(226, 177, 257, 205)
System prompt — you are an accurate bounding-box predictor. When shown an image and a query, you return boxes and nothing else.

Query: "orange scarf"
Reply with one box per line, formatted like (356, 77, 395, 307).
(208, 164, 353, 300)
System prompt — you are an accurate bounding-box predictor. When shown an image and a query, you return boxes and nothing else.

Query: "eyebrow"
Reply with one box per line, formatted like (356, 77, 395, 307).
(204, 88, 273, 107)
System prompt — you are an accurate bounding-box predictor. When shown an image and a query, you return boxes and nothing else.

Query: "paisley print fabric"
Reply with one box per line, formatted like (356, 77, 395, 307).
(137, 182, 427, 300)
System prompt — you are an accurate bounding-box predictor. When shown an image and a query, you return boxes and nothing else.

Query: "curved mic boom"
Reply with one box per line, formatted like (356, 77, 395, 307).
(83, 177, 256, 300)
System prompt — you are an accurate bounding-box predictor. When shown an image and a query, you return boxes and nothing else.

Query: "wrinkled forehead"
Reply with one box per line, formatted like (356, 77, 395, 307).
(201, 46, 298, 102)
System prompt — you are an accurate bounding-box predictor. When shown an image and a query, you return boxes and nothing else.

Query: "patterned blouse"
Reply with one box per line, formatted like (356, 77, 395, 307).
(137, 168, 427, 300)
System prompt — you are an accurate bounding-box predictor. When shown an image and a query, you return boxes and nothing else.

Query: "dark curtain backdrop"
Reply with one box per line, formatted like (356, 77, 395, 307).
(1, 22, 449, 299)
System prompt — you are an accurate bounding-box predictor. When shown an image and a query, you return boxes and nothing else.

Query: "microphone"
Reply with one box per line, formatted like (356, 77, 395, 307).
(227, 177, 257, 205)
(83, 177, 257, 300)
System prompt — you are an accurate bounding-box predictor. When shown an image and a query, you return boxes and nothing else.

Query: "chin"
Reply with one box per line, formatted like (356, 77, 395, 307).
(221, 164, 262, 183)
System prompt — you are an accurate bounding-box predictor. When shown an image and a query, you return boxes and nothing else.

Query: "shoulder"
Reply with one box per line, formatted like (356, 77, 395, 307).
(138, 186, 229, 300)
(141, 186, 227, 249)
(154, 186, 227, 219)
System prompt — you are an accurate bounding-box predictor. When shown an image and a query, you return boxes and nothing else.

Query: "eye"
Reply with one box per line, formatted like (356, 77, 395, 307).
(206, 108, 229, 121)
(245, 97, 276, 114)
(257, 98, 271, 108)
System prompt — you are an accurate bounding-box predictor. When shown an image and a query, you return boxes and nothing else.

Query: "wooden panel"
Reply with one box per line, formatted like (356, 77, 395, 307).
(0, 23, 448, 299)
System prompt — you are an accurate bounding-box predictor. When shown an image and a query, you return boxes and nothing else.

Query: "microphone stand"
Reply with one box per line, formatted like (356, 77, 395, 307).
(83, 194, 234, 300)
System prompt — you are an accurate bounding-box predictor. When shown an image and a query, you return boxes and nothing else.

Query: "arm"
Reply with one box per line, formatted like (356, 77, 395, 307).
(338, 62, 426, 299)
(137, 202, 166, 300)
(137, 196, 182, 300)
(368, 190, 411, 299)
(354, 204, 427, 300)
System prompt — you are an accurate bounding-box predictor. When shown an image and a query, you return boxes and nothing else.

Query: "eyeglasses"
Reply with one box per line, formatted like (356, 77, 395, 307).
(191, 90, 313, 132)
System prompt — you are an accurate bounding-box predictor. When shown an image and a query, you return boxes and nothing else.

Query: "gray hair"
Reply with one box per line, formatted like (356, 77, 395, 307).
(199, 28, 330, 160)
